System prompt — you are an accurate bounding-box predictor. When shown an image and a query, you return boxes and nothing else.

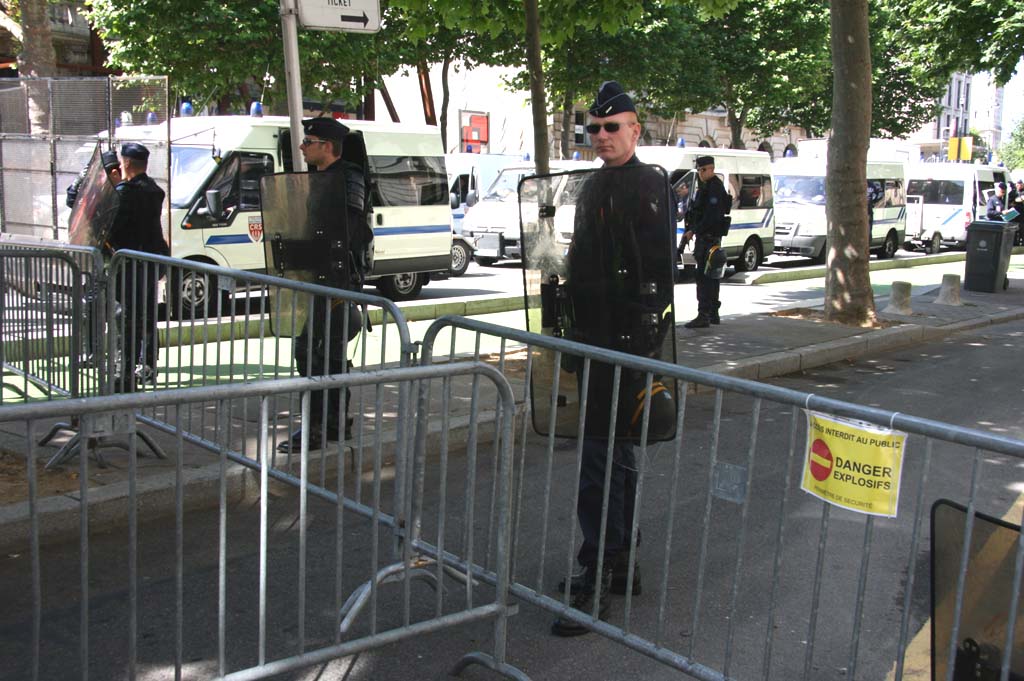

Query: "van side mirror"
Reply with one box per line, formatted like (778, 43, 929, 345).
(466, 190, 478, 208)
(205, 189, 223, 219)
(450, 192, 460, 209)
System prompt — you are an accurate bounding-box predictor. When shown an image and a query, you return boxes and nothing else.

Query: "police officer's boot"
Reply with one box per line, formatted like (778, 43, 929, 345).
(558, 561, 641, 596)
(684, 312, 711, 329)
(710, 302, 721, 325)
(551, 566, 612, 637)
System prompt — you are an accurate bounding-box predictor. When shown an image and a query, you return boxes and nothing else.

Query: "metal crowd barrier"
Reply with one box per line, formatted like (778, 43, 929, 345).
(418, 315, 1024, 681)
(0, 364, 524, 681)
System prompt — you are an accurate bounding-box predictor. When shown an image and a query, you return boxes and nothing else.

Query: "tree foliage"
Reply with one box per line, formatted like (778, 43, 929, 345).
(890, 0, 1024, 86)
(1000, 118, 1024, 171)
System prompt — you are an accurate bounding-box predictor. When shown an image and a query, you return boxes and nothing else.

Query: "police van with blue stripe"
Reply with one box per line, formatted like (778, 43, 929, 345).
(772, 157, 906, 263)
(118, 115, 452, 311)
(634, 147, 775, 272)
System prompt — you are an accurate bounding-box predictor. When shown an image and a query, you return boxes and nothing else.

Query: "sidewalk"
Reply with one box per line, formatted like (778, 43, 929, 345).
(3, 258, 1024, 548)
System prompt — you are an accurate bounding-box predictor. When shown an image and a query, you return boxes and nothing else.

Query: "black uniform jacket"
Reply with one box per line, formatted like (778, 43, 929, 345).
(690, 174, 730, 238)
(107, 173, 169, 256)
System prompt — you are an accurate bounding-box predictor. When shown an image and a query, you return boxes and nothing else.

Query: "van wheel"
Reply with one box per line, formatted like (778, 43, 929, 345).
(734, 237, 762, 272)
(474, 256, 497, 267)
(878, 230, 898, 259)
(450, 241, 471, 277)
(377, 272, 423, 301)
(929, 233, 942, 254)
(171, 265, 227, 320)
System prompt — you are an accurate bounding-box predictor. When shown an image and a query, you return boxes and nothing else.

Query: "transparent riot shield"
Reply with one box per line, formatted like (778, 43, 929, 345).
(68, 144, 119, 249)
(521, 164, 678, 442)
(931, 499, 1023, 680)
(261, 171, 349, 336)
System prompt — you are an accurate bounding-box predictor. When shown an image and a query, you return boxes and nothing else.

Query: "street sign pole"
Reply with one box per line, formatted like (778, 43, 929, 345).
(280, 0, 305, 171)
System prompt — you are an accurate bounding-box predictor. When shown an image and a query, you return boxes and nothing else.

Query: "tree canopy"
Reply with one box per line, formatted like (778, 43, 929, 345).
(1000, 118, 1024, 170)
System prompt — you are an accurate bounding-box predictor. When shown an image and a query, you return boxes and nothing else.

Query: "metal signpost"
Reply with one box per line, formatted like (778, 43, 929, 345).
(278, 0, 381, 171)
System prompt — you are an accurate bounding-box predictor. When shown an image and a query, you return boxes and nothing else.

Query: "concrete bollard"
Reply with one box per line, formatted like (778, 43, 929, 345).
(882, 281, 913, 315)
(935, 273, 962, 306)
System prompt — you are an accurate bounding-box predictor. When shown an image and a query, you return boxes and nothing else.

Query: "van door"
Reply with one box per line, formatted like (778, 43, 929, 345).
(183, 151, 275, 272)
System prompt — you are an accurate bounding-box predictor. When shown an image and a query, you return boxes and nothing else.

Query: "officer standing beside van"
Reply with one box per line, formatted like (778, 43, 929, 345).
(278, 117, 368, 454)
(679, 155, 730, 328)
(105, 142, 170, 392)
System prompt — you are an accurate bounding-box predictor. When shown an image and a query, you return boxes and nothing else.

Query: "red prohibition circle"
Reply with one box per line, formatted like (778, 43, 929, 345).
(810, 438, 833, 481)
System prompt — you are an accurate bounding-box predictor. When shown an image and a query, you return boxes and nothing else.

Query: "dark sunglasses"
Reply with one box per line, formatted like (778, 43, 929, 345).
(301, 137, 327, 146)
(585, 122, 624, 134)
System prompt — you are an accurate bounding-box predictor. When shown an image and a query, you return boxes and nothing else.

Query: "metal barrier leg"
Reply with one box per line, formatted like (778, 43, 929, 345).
(451, 652, 532, 681)
(44, 428, 167, 469)
(337, 559, 447, 635)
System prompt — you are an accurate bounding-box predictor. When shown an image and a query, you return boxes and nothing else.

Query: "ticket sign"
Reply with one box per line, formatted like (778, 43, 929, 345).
(800, 410, 907, 517)
(297, 0, 381, 33)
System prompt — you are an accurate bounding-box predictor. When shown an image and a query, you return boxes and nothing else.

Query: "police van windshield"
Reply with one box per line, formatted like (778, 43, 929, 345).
(484, 169, 528, 201)
(170, 146, 219, 208)
(775, 175, 826, 205)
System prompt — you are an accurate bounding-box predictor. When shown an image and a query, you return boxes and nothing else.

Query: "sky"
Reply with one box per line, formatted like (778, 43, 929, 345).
(1002, 64, 1024, 134)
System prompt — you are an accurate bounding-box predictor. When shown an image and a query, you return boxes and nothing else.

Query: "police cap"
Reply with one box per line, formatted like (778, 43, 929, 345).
(695, 155, 715, 168)
(120, 142, 150, 161)
(302, 117, 350, 141)
(997, 181, 1007, 190)
(588, 81, 636, 118)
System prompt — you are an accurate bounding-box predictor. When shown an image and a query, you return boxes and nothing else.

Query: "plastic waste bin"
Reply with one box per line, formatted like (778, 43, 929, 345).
(963, 220, 1016, 292)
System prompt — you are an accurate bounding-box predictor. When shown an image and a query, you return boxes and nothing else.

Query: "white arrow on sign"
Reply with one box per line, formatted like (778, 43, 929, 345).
(296, 0, 381, 34)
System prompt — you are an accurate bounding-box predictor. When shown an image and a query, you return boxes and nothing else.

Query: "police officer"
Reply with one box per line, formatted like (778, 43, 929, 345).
(278, 117, 367, 454)
(679, 155, 730, 328)
(551, 81, 673, 637)
(1008, 179, 1024, 245)
(105, 142, 169, 392)
(986, 181, 1008, 221)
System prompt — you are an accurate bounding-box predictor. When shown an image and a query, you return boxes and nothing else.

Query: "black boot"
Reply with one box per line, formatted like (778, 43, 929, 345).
(684, 313, 711, 329)
(558, 562, 642, 596)
(551, 568, 611, 637)
(710, 303, 721, 325)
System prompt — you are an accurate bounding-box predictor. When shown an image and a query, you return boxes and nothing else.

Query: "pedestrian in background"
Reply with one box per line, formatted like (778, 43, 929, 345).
(1008, 179, 1024, 245)
(679, 155, 731, 328)
(105, 142, 169, 392)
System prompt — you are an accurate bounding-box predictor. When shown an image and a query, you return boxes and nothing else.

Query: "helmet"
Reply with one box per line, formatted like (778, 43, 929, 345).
(705, 244, 728, 279)
(621, 378, 676, 440)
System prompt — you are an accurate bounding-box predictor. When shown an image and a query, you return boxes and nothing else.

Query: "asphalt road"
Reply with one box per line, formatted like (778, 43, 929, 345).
(2, 318, 1021, 680)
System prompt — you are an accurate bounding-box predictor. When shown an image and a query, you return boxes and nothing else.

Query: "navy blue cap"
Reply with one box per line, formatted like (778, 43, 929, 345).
(588, 81, 636, 118)
(120, 142, 150, 161)
(302, 117, 350, 141)
(695, 155, 715, 168)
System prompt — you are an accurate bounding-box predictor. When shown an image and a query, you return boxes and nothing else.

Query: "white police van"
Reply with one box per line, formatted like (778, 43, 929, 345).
(115, 115, 452, 313)
(903, 162, 1012, 253)
(445, 152, 521, 275)
(772, 157, 906, 263)
(634, 146, 775, 271)
(462, 159, 596, 266)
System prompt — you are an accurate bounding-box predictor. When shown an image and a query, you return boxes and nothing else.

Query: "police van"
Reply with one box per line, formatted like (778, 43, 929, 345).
(461, 159, 596, 266)
(115, 115, 452, 313)
(634, 147, 775, 271)
(772, 157, 906, 263)
(903, 162, 1012, 253)
(445, 152, 521, 275)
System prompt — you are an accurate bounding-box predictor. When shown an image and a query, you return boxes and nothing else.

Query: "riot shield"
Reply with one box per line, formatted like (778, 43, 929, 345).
(261, 171, 350, 336)
(521, 164, 678, 442)
(68, 144, 119, 249)
(931, 499, 1023, 680)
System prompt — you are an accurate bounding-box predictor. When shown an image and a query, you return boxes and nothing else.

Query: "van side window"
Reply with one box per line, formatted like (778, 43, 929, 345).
(204, 152, 274, 218)
(730, 174, 773, 209)
(907, 179, 963, 205)
(977, 180, 995, 203)
(369, 155, 448, 207)
(884, 179, 904, 207)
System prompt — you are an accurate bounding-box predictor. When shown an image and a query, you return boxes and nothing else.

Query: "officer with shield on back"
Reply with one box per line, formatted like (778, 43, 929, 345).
(277, 117, 370, 454)
(679, 155, 730, 328)
(104, 142, 170, 392)
(549, 81, 676, 637)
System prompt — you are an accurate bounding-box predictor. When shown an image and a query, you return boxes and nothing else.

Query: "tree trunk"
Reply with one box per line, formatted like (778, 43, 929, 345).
(726, 107, 745, 149)
(17, 0, 57, 135)
(560, 89, 574, 160)
(825, 0, 875, 325)
(439, 54, 452, 151)
(523, 0, 549, 175)
(416, 61, 437, 126)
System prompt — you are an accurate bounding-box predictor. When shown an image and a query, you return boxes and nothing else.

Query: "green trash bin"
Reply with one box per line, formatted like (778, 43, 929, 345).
(964, 220, 1016, 292)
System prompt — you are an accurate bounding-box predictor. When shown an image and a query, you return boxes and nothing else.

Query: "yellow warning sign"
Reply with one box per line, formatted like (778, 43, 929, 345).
(800, 410, 907, 517)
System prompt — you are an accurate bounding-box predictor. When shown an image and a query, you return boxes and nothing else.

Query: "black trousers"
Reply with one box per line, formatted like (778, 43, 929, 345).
(576, 437, 640, 569)
(693, 235, 721, 316)
(294, 298, 361, 430)
(114, 266, 160, 392)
